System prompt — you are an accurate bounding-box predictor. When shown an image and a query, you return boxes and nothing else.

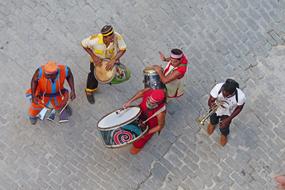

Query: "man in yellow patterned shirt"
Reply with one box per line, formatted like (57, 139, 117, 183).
(81, 25, 128, 104)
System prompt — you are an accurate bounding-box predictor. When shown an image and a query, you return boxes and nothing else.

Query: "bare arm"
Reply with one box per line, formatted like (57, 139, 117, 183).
(208, 95, 217, 109)
(147, 111, 166, 134)
(113, 49, 126, 62)
(66, 68, 76, 100)
(31, 69, 39, 103)
(123, 88, 150, 108)
(229, 104, 244, 120)
(159, 51, 170, 62)
(155, 68, 182, 84)
(106, 49, 126, 70)
(82, 47, 102, 65)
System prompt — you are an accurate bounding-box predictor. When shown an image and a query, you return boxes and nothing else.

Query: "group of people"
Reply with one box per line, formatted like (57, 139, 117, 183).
(26, 25, 246, 154)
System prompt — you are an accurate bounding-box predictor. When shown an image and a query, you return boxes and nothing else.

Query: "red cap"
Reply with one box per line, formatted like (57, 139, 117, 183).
(149, 89, 165, 103)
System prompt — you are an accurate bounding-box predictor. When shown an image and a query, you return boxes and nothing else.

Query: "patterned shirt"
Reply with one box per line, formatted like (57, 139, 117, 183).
(81, 32, 126, 60)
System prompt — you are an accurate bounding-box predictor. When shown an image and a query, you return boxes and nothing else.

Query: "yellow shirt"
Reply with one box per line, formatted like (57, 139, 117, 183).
(81, 32, 127, 61)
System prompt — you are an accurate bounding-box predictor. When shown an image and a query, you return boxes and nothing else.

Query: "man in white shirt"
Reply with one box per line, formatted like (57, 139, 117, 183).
(207, 79, 246, 146)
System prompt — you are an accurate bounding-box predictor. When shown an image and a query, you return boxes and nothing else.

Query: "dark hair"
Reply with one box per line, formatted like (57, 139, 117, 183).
(101, 25, 113, 35)
(222, 79, 239, 94)
(171, 48, 183, 56)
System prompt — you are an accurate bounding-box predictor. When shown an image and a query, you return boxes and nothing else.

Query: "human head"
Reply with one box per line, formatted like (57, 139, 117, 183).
(170, 48, 183, 67)
(44, 61, 58, 80)
(146, 89, 165, 109)
(101, 25, 115, 44)
(222, 79, 239, 97)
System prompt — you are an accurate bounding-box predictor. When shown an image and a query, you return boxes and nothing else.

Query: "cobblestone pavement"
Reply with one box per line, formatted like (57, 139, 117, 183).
(0, 0, 285, 189)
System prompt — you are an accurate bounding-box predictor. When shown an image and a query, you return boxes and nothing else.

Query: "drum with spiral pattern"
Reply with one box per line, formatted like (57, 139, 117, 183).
(97, 106, 148, 148)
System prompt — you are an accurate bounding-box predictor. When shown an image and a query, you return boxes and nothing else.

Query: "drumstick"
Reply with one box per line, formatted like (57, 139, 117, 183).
(142, 105, 166, 124)
(59, 100, 70, 115)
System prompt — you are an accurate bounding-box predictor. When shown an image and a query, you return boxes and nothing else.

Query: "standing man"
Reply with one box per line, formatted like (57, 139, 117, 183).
(153, 48, 188, 99)
(81, 25, 128, 104)
(207, 79, 246, 146)
(26, 61, 76, 124)
(123, 88, 166, 155)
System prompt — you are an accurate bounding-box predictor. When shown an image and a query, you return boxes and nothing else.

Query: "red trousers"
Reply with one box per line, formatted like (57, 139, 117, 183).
(133, 126, 155, 149)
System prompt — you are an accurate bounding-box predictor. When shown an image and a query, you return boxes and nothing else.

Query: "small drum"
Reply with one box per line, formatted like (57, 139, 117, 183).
(97, 106, 149, 148)
(143, 66, 165, 89)
(95, 59, 116, 84)
(95, 59, 131, 84)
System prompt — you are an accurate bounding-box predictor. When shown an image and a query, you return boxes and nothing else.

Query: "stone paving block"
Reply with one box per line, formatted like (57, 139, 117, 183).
(151, 162, 168, 181)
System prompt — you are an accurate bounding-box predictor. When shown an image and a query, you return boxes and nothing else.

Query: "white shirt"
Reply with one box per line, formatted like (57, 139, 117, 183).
(210, 83, 246, 116)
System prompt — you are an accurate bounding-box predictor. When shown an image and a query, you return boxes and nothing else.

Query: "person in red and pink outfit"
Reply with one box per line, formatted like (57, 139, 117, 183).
(123, 88, 166, 155)
(153, 49, 188, 99)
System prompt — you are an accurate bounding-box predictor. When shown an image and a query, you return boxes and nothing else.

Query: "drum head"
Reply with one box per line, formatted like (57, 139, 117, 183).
(95, 59, 115, 84)
(97, 106, 141, 130)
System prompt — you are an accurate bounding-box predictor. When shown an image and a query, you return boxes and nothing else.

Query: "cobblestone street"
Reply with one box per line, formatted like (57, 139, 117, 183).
(0, 0, 285, 189)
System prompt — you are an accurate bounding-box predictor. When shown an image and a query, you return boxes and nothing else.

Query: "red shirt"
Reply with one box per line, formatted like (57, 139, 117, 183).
(139, 89, 165, 128)
(163, 54, 188, 78)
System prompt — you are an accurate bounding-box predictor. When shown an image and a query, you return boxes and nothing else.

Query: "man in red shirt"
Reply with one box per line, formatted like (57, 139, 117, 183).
(153, 49, 188, 99)
(123, 88, 166, 154)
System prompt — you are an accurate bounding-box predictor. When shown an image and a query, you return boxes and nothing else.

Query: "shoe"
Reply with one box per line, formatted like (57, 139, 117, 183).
(59, 109, 69, 123)
(207, 123, 215, 135)
(130, 146, 142, 155)
(220, 134, 228, 146)
(29, 117, 38, 125)
(85, 91, 95, 104)
(47, 109, 56, 121)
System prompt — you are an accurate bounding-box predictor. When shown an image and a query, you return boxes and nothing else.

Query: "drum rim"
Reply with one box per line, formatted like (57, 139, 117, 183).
(97, 106, 142, 131)
(94, 59, 116, 84)
(103, 125, 149, 148)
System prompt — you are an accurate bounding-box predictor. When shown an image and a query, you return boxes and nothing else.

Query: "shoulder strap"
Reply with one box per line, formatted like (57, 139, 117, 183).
(38, 67, 43, 80)
(142, 105, 166, 124)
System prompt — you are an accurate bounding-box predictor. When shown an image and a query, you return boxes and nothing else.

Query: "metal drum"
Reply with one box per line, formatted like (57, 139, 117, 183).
(143, 66, 165, 89)
(97, 106, 149, 148)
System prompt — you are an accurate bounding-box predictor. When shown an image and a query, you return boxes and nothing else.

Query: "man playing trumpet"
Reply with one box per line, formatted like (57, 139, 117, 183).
(81, 25, 128, 104)
(207, 79, 246, 146)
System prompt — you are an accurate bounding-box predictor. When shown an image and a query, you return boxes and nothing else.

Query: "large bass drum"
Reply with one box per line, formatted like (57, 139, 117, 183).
(97, 106, 148, 148)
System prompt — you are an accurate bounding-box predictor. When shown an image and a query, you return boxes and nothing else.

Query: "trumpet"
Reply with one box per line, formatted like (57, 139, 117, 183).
(196, 101, 225, 125)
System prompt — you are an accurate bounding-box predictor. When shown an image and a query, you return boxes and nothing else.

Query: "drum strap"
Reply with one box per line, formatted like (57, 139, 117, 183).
(142, 105, 166, 124)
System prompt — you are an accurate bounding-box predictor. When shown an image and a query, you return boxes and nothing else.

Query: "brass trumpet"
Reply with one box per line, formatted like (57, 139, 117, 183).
(196, 101, 225, 125)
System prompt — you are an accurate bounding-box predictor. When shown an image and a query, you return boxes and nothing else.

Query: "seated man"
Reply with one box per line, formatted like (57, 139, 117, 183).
(123, 88, 166, 154)
(26, 61, 76, 124)
(207, 79, 246, 146)
(153, 49, 188, 99)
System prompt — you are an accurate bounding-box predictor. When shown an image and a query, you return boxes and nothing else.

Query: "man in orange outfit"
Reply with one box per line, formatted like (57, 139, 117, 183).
(26, 61, 76, 124)
(123, 88, 166, 154)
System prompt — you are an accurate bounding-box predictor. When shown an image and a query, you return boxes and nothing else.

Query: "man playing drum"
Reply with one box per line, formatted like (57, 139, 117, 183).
(123, 88, 166, 155)
(26, 61, 76, 124)
(153, 49, 188, 99)
(207, 79, 246, 146)
(81, 25, 129, 104)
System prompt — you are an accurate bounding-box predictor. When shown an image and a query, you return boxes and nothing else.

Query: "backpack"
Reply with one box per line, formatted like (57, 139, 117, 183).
(218, 79, 239, 102)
